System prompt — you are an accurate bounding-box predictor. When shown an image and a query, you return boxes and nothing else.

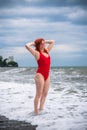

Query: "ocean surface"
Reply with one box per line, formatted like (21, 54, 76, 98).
(0, 67, 87, 130)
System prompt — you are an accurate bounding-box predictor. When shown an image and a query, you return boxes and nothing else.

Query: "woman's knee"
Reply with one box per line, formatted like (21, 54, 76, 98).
(42, 91, 48, 98)
(36, 92, 42, 99)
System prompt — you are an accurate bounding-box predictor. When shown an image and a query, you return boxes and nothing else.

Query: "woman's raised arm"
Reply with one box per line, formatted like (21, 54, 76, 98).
(25, 42, 39, 60)
(45, 40, 55, 52)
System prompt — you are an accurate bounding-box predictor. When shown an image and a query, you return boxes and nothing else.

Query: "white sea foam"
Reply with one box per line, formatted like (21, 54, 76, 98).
(0, 81, 87, 130)
(2, 68, 26, 74)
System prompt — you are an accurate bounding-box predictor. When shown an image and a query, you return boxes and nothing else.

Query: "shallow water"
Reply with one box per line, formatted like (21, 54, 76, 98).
(0, 67, 87, 130)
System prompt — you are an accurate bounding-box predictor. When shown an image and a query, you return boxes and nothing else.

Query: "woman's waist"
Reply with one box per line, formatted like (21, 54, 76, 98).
(36, 67, 50, 73)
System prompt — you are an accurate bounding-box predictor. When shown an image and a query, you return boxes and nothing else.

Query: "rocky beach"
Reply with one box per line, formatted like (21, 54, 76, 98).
(0, 115, 37, 130)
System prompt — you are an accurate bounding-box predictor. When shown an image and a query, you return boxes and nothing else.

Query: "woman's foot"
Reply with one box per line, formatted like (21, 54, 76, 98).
(39, 108, 43, 112)
(34, 109, 39, 115)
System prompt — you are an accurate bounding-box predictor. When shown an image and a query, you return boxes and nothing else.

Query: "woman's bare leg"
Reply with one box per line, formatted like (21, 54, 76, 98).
(39, 76, 50, 110)
(34, 73, 44, 114)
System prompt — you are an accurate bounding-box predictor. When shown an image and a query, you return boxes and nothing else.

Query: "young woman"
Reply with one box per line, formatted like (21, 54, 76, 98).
(25, 38, 55, 115)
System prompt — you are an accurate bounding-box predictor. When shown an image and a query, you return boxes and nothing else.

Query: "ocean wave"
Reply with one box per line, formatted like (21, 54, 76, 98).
(0, 81, 87, 130)
(0, 67, 87, 130)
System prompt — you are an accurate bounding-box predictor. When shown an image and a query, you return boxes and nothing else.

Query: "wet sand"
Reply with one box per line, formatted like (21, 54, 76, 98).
(0, 115, 37, 130)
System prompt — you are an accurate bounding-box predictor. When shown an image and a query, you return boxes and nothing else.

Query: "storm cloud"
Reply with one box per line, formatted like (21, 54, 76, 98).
(0, 0, 87, 66)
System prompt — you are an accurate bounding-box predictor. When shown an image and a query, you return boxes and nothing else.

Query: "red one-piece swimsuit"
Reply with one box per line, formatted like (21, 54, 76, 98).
(36, 52, 50, 80)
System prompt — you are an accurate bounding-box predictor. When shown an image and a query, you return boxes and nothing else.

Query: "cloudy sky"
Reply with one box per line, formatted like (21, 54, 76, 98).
(0, 0, 87, 67)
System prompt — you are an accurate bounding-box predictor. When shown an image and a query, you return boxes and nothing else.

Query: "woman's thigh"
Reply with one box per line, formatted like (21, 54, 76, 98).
(43, 76, 50, 94)
(34, 73, 44, 95)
